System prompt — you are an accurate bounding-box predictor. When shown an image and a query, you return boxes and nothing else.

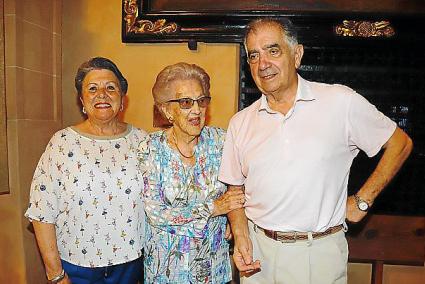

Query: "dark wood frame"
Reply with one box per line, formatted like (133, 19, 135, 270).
(122, 0, 424, 47)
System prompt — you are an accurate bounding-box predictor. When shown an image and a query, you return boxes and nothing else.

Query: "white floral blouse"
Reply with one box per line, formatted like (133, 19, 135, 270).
(25, 125, 147, 267)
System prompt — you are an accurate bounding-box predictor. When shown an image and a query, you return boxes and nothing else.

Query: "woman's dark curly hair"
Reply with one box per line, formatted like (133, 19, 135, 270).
(74, 57, 128, 96)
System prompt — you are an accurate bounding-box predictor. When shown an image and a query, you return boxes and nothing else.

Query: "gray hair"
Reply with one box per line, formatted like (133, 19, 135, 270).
(244, 17, 299, 51)
(152, 62, 210, 105)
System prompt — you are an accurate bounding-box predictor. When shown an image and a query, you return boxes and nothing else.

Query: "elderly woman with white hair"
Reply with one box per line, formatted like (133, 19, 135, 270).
(139, 62, 245, 283)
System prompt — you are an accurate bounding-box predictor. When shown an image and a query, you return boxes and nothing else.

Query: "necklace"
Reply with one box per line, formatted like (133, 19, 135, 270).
(171, 130, 196, 159)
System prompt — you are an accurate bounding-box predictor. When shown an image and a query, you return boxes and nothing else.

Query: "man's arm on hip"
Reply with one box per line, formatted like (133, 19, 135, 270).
(347, 127, 413, 222)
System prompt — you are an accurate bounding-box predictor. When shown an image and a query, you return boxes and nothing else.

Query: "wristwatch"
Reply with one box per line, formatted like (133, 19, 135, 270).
(354, 194, 370, 212)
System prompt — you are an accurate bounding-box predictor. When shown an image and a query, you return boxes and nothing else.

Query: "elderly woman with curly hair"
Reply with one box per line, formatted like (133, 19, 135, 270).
(139, 62, 245, 283)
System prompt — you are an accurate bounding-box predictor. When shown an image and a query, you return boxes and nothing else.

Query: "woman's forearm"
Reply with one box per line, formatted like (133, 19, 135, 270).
(32, 221, 63, 279)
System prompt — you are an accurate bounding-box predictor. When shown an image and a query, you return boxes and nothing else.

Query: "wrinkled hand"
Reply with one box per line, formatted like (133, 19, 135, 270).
(233, 234, 261, 273)
(346, 195, 368, 223)
(212, 188, 245, 216)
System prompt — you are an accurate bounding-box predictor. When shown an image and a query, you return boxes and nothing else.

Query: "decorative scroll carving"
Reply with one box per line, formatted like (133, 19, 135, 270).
(123, 0, 178, 34)
(335, 20, 395, 37)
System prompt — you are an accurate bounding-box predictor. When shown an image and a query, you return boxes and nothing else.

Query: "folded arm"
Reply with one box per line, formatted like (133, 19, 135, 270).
(144, 189, 213, 237)
(145, 183, 245, 237)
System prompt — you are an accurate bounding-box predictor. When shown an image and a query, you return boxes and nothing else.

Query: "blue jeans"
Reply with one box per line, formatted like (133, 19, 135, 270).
(61, 257, 143, 284)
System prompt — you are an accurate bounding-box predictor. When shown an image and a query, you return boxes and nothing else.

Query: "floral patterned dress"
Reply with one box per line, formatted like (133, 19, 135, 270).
(139, 126, 232, 284)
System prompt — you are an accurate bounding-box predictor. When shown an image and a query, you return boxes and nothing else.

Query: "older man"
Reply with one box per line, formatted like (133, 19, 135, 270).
(219, 18, 412, 283)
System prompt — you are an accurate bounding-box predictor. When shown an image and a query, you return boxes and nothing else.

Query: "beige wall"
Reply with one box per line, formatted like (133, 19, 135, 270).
(62, 1, 240, 132)
(0, 0, 62, 283)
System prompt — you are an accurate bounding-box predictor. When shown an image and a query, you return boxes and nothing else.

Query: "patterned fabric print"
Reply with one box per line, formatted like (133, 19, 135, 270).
(25, 126, 147, 267)
(139, 126, 232, 284)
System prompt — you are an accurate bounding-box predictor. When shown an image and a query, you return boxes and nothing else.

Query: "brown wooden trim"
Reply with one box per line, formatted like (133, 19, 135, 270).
(347, 215, 425, 265)
(371, 260, 384, 284)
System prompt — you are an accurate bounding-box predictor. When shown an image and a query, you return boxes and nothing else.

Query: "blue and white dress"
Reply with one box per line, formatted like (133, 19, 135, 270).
(139, 126, 232, 284)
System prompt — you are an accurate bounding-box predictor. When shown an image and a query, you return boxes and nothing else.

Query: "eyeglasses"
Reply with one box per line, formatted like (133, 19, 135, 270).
(167, 96, 211, 109)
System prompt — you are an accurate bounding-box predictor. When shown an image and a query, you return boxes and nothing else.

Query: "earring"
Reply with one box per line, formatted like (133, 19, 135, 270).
(82, 106, 87, 114)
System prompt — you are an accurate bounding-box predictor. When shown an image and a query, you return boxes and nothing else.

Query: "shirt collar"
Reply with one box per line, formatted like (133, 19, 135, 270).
(257, 74, 315, 114)
(258, 94, 275, 113)
(296, 75, 315, 102)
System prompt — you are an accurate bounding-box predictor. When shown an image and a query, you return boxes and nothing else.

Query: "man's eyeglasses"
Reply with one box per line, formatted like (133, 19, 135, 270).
(167, 96, 211, 109)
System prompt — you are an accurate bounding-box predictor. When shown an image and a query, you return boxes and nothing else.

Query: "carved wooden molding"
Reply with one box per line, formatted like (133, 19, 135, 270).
(121, 0, 419, 44)
(335, 20, 395, 37)
(123, 0, 178, 35)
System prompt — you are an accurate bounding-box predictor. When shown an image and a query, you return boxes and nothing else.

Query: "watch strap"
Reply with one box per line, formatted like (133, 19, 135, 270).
(354, 194, 370, 211)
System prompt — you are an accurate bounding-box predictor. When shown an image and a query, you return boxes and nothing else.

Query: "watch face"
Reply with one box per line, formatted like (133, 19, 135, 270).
(358, 201, 369, 211)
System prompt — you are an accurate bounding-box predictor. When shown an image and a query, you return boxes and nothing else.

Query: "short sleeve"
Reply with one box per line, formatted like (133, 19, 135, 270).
(218, 118, 245, 185)
(25, 137, 60, 224)
(347, 92, 397, 157)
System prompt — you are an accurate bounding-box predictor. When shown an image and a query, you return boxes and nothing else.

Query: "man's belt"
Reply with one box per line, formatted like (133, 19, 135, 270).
(254, 224, 343, 243)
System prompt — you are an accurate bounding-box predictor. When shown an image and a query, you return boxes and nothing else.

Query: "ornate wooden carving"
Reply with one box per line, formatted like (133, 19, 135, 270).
(122, 0, 424, 44)
(123, 0, 178, 35)
(335, 20, 395, 37)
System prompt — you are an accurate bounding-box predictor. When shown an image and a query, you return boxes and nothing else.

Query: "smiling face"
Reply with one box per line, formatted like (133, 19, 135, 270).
(162, 79, 207, 138)
(80, 69, 123, 123)
(246, 23, 303, 98)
